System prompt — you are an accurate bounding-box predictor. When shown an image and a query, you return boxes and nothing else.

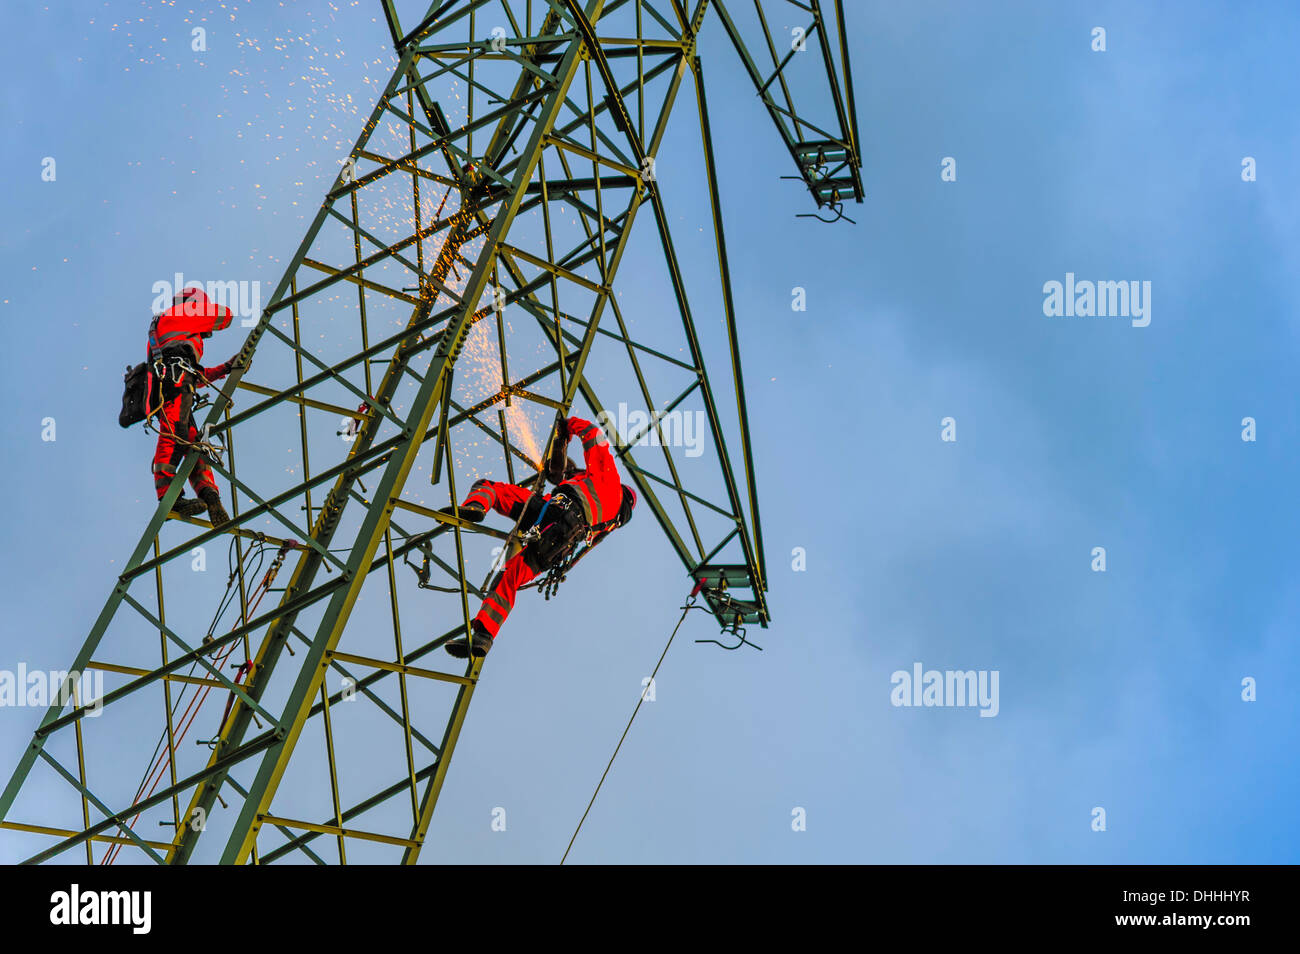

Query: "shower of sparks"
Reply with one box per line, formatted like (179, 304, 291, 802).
(459, 318, 545, 465)
(86, 0, 559, 486)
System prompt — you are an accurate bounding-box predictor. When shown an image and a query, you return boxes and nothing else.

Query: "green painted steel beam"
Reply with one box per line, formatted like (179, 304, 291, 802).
(0, 0, 862, 863)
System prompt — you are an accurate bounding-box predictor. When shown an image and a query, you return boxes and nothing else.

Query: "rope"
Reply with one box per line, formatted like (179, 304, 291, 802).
(101, 537, 289, 863)
(560, 594, 701, 864)
(143, 362, 227, 464)
(112, 537, 265, 812)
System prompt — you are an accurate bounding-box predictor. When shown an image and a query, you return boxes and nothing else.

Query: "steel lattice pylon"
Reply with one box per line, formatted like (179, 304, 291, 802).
(1, 0, 860, 864)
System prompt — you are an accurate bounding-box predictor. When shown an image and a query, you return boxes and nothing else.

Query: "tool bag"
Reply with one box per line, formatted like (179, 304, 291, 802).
(120, 343, 200, 428)
(118, 363, 150, 428)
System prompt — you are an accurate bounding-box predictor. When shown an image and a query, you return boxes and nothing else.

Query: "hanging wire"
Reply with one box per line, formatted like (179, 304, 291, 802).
(102, 536, 290, 863)
(560, 592, 706, 864)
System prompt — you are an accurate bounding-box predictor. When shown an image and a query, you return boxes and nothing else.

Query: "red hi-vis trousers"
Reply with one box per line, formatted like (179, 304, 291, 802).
(476, 554, 537, 639)
(461, 479, 547, 639)
(463, 478, 535, 519)
(153, 394, 218, 500)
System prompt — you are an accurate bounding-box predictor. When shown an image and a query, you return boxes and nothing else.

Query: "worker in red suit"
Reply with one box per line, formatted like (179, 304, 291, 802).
(147, 287, 240, 525)
(441, 415, 637, 658)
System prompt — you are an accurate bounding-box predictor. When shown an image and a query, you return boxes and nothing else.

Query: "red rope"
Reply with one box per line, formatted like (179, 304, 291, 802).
(101, 547, 290, 863)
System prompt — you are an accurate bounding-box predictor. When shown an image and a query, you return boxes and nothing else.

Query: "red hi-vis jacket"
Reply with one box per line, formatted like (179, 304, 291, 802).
(149, 288, 232, 364)
(557, 416, 622, 526)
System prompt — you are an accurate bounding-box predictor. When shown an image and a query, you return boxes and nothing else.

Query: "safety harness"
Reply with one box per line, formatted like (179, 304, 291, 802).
(522, 489, 625, 600)
(141, 323, 226, 468)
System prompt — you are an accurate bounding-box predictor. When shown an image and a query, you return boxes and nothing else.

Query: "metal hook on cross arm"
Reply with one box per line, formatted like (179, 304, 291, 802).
(690, 578, 763, 652)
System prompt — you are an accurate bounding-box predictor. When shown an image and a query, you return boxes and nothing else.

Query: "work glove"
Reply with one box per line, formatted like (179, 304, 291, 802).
(545, 455, 578, 486)
(201, 360, 234, 383)
(543, 442, 566, 485)
(542, 422, 570, 483)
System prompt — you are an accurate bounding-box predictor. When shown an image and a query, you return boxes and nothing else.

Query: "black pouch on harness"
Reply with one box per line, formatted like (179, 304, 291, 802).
(527, 504, 587, 571)
(119, 363, 149, 428)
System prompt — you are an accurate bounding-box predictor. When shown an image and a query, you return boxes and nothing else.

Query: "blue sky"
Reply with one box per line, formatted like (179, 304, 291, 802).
(1, 0, 1297, 863)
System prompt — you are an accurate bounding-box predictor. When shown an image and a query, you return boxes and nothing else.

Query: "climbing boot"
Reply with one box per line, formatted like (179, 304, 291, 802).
(438, 503, 486, 524)
(198, 487, 230, 528)
(445, 624, 493, 659)
(169, 496, 207, 519)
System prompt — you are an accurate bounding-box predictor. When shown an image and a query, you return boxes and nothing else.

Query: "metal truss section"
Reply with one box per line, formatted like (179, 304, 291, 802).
(1, 0, 861, 864)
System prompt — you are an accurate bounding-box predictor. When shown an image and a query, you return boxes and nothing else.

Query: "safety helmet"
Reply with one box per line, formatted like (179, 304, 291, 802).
(172, 286, 205, 318)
